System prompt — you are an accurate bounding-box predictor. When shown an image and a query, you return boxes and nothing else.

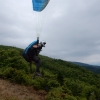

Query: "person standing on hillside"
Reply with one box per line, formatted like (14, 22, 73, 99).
(22, 39, 46, 76)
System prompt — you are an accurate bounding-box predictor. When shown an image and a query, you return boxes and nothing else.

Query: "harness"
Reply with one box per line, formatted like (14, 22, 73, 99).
(23, 40, 37, 62)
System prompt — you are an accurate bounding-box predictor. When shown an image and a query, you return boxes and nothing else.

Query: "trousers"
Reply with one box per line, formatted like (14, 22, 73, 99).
(33, 55, 41, 72)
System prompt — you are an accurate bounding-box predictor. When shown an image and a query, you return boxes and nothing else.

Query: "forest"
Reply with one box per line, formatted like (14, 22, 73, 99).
(0, 45, 100, 100)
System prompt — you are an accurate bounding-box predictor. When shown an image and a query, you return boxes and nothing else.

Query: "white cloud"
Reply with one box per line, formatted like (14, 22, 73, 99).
(0, 0, 100, 65)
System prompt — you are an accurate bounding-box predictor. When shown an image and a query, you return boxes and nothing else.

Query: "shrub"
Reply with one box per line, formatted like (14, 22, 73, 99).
(3, 67, 31, 85)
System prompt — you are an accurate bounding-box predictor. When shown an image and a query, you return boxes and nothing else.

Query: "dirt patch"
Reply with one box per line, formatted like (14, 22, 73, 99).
(0, 79, 47, 100)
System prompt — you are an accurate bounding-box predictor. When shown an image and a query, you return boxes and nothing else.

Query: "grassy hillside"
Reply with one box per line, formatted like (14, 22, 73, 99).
(0, 45, 100, 100)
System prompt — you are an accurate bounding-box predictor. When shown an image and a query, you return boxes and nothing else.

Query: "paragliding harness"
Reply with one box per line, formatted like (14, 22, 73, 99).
(22, 37, 39, 63)
(22, 50, 33, 62)
(22, 37, 39, 73)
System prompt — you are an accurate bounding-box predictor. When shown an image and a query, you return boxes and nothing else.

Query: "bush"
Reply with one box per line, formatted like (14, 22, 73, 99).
(3, 67, 31, 85)
(47, 80, 60, 89)
(46, 87, 77, 100)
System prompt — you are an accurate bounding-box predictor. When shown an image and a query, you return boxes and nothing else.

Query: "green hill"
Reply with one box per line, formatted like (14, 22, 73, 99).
(0, 45, 100, 100)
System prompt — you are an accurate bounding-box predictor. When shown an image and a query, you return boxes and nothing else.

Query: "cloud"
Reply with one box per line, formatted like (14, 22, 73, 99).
(0, 0, 100, 65)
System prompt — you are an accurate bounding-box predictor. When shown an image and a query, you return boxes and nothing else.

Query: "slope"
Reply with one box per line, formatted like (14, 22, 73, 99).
(0, 79, 46, 100)
(0, 45, 100, 100)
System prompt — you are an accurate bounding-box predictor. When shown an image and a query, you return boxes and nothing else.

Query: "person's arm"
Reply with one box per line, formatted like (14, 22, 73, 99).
(33, 45, 38, 48)
(33, 44, 41, 55)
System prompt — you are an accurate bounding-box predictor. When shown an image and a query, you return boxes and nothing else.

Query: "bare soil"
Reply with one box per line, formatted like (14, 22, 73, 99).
(0, 79, 47, 100)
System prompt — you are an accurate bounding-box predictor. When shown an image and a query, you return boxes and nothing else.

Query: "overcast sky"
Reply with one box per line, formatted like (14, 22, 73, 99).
(0, 0, 100, 65)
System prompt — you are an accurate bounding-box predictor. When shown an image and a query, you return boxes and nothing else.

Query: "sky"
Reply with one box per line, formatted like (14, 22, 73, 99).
(0, 0, 100, 65)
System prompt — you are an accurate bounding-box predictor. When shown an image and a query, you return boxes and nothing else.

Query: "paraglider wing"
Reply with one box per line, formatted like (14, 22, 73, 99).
(32, 0, 50, 12)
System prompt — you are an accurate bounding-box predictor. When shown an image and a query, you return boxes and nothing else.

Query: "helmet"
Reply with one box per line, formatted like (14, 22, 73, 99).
(40, 41, 46, 47)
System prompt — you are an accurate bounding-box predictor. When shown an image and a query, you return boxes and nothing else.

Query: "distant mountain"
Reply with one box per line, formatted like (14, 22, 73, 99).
(71, 62, 100, 74)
